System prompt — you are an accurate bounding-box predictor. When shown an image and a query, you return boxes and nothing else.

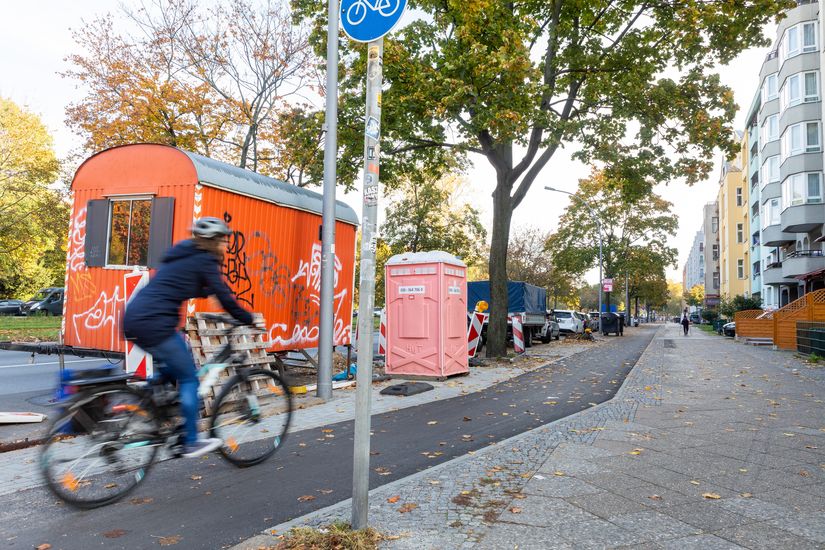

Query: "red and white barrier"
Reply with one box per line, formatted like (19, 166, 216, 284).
(512, 314, 525, 354)
(467, 311, 487, 358)
(124, 271, 153, 379)
(378, 309, 387, 356)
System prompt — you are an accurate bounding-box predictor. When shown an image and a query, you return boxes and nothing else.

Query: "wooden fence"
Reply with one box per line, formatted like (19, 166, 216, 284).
(774, 289, 825, 350)
(734, 309, 774, 339)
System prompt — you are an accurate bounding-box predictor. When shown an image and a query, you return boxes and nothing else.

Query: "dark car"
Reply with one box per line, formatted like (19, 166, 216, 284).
(0, 299, 24, 316)
(23, 287, 64, 316)
(722, 321, 735, 337)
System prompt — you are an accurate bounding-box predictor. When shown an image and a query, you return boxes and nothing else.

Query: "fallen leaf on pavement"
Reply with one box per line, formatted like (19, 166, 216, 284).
(375, 467, 392, 475)
(553, 471, 565, 477)
(158, 535, 182, 546)
(429, 480, 441, 485)
(104, 483, 118, 489)
(398, 503, 418, 513)
(36, 545, 51, 550)
(190, 475, 202, 481)
(740, 492, 753, 498)
(103, 529, 127, 539)
(130, 497, 153, 505)
(648, 495, 662, 501)
(321, 429, 333, 433)
(799, 470, 811, 477)
(702, 492, 722, 500)
(427, 421, 438, 425)
(318, 489, 333, 494)
(297, 495, 316, 502)
(387, 495, 400, 503)
(690, 480, 700, 486)
(509, 507, 522, 514)
(463, 416, 472, 421)
(738, 469, 748, 473)
(783, 433, 795, 437)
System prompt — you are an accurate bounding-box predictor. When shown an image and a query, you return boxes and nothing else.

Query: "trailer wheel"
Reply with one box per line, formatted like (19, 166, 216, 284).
(524, 328, 533, 348)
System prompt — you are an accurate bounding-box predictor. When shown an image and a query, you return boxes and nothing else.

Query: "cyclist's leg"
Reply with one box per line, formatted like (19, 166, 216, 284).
(143, 333, 199, 446)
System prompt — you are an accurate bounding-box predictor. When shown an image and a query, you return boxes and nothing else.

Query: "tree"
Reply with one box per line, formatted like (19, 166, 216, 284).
(684, 284, 705, 307)
(294, 0, 789, 356)
(548, 170, 677, 307)
(506, 226, 553, 287)
(65, 0, 318, 179)
(0, 98, 68, 298)
(719, 294, 763, 320)
(665, 280, 683, 318)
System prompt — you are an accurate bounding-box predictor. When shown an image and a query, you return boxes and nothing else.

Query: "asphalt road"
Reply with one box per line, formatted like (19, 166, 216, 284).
(0, 326, 656, 549)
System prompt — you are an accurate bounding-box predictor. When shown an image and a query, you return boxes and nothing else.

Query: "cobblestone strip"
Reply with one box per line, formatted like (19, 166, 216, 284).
(241, 327, 669, 549)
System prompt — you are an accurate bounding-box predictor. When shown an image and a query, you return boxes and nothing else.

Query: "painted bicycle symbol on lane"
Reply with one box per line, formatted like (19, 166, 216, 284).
(345, 0, 401, 26)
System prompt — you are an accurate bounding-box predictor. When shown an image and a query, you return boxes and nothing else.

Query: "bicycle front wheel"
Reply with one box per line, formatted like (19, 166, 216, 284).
(40, 385, 160, 509)
(210, 369, 292, 467)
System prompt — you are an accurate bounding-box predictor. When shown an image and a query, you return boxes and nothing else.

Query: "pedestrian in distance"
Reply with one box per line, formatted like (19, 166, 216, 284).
(123, 217, 254, 458)
(681, 308, 690, 336)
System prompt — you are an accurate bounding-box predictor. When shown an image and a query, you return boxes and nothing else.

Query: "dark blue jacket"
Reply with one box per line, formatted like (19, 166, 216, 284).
(123, 240, 253, 347)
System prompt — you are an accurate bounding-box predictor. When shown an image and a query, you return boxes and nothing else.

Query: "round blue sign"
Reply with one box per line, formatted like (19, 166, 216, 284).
(340, 0, 407, 43)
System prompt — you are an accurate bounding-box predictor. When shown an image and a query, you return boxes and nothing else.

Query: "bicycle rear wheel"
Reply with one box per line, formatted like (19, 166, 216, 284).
(210, 368, 292, 467)
(40, 385, 160, 509)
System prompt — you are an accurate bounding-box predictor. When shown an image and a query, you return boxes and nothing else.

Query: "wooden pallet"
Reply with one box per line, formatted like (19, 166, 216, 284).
(185, 312, 279, 415)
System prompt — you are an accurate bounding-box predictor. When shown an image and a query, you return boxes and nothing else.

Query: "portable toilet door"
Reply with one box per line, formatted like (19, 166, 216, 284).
(385, 251, 469, 379)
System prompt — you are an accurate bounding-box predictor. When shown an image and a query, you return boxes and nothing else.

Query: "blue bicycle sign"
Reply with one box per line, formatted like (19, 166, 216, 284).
(340, 0, 407, 42)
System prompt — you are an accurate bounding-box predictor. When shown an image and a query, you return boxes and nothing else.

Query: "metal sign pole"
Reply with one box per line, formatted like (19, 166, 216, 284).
(351, 38, 383, 530)
(318, 0, 341, 401)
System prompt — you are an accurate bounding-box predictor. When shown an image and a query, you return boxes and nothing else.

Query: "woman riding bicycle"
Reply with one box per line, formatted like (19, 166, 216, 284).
(123, 217, 253, 458)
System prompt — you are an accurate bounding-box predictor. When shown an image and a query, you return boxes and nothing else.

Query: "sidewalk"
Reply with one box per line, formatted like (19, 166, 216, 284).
(0, 335, 603, 498)
(242, 323, 825, 549)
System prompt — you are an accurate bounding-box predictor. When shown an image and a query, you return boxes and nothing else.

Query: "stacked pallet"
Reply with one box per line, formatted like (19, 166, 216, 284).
(185, 312, 277, 415)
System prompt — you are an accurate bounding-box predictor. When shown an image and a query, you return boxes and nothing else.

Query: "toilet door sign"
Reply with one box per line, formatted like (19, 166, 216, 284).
(399, 285, 425, 294)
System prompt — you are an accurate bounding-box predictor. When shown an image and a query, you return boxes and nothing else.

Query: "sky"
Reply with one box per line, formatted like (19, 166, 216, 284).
(0, 1, 773, 284)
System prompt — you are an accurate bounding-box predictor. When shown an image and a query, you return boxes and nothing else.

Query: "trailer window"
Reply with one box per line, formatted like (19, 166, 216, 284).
(107, 199, 152, 266)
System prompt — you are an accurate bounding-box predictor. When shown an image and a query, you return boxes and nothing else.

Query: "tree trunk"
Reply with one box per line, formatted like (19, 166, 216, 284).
(634, 296, 639, 318)
(486, 179, 513, 357)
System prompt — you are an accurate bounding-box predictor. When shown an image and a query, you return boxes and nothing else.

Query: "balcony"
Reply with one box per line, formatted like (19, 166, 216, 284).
(781, 203, 825, 234)
(763, 262, 798, 285)
(782, 250, 825, 278)
(762, 224, 795, 247)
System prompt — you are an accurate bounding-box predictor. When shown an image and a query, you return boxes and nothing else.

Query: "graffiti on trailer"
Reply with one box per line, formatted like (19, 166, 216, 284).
(222, 212, 255, 308)
(248, 231, 291, 303)
(71, 285, 124, 351)
(66, 207, 87, 272)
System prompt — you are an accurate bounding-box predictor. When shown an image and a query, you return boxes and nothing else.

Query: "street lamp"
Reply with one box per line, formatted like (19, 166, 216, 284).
(544, 186, 603, 329)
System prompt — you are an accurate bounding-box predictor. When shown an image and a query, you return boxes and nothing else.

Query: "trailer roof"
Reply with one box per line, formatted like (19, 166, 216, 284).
(180, 150, 359, 226)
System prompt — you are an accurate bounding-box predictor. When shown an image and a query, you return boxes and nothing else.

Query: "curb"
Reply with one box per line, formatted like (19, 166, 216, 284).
(235, 325, 667, 547)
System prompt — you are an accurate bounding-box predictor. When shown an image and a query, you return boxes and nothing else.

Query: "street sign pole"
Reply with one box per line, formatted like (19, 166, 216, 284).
(351, 38, 384, 531)
(317, 0, 340, 402)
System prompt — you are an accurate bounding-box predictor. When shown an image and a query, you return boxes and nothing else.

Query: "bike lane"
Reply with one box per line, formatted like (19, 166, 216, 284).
(0, 328, 656, 549)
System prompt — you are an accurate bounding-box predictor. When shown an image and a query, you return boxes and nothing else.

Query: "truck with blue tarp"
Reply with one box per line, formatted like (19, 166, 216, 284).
(467, 281, 550, 347)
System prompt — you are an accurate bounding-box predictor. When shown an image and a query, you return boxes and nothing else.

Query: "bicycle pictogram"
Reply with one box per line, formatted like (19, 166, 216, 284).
(346, 0, 401, 26)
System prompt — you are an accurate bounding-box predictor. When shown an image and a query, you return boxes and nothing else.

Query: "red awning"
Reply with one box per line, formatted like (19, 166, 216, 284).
(794, 267, 825, 280)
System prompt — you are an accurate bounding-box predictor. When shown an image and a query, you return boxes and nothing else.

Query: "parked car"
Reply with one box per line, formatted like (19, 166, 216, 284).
(631, 316, 640, 327)
(689, 312, 701, 324)
(540, 311, 561, 343)
(554, 310, 583, 334)
(722, 321, 735, 337)
(22, 287, 64, 316)
(0, 299, 24, 316)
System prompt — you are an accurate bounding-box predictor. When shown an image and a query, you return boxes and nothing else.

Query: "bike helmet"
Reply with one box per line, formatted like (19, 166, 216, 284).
(192, 217, 232, 239)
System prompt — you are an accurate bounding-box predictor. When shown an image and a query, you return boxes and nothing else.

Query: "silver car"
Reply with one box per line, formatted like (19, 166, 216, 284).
(541, 311, 561, 342)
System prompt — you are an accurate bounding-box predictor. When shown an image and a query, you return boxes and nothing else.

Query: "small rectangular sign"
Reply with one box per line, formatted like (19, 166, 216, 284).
(399, 285, 425, 294)
(448, 286, 461, 295)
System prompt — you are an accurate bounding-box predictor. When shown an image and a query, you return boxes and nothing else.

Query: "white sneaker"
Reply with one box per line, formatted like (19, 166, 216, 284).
(182, 437, 222, 458)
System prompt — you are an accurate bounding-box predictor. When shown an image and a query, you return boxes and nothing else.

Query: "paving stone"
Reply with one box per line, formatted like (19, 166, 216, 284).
(657, 500, 755, 531)
(565, 491, 649, 519)
(609, 482, 696, 509)
(476, 522, 572, 550)
(717, 497, 795, 521)
(496, 495, 598, 527)
(557, 518, 651, 548)
(715, 521, 821, 550)
(768, 513, 825, 543)
(608, 509, 700, 541)
(660, 534, 747, 549)
(753, 487, 825, 512)
(575, 471, 656, 493)
(521, 474, 602, 498)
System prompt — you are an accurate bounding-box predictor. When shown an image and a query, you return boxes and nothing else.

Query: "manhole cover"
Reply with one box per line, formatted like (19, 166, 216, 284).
(27, 393, 59, 407)
(663, 339, 676, 349)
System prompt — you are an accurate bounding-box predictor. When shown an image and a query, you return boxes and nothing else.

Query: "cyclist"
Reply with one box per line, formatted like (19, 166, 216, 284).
(123, 217, 253, 458)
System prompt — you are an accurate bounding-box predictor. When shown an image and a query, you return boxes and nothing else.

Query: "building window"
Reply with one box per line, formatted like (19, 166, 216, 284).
(711, 217, 718, 233)
(752, 231, 760, 246)
(761, 155, 779, 189)
(699, 242, 704, 252)
(780, 71, 819, 111)
(737, 223, 744, 243)
(751, 203, 759, 219)
(712, 244, 719, 260)
(106, 198, 152, 267)
(737, 259, 745, 279)
(761, 198, 782, 229)
(803, 22, 817, 52)
(780, 22, 818, 65)
(762, 73, 779, 102)
(713, 272, 720, 289)
(761, 114, 779, 144)
(736, 187, 743, 206)
(805, 71, 819, 102)
(781, 121, 821, 161)
(781, 172, 823, 209)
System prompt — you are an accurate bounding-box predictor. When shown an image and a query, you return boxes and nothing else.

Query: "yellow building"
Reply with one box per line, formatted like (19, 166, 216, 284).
(717, 132, 751, 299)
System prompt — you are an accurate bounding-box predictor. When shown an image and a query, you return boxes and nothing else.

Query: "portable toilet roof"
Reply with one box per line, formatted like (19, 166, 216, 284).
(386, 251, 466, 267)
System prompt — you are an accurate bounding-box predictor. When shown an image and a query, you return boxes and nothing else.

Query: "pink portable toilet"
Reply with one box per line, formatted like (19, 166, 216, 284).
(385, 251, 469, 379)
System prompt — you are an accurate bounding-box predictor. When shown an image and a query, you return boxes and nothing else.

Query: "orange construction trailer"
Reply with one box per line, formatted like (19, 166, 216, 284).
(62, 144, 358, 354)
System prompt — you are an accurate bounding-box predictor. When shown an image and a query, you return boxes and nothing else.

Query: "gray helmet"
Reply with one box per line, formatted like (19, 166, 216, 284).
(192, 217, 232, 239)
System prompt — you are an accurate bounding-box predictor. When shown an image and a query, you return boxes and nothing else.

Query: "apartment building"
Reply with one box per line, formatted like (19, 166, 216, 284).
(702, 202, 721, 308)
(717, 133, 751, 299)
(753, 0, 825, 308)
(684, 229, 705, 293)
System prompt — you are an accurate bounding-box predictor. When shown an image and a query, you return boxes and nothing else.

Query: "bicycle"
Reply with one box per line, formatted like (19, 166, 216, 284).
(345, 0, 401, 26)
(39, 313, 292, 509)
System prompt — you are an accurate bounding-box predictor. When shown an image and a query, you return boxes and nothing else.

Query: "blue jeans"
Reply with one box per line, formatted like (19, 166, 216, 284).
(143, 333, 200, 446)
